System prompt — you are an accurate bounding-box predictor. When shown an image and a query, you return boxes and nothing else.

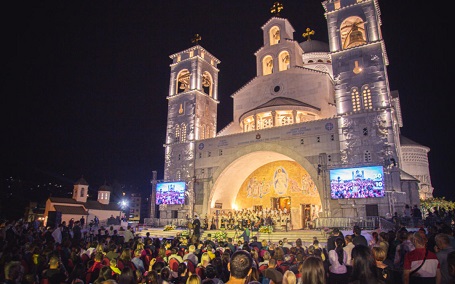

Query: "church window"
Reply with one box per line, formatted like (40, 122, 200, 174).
(176, 69, 190, 94)
(189, 51, 194, 57)
(317, 59, 323, 62)
(363, 127, 368, 136)
(202, 72, 213, 97)
(178, 154, 181, 160)
(263, 117, 273, 129)
(317, 136, 320, 143)
(279, 51, 290, 71)
(281, 115, 292, 126)
(201, 125, 205, 139)
(181, 124, 187, 142)
(362, 85, 372, 109)
(199, 152, 202, 159)
(206, 125, 211, 138)
(351, 87, 361, 112)
(177, 55, 181, 62)
(175, 125, 180, 142)
(331, 134, 335, 141)
(80, 188, 84, 197)
(328, 155, 332, 162)
(300, 138, 304, 145)
(340, 16, 367, 50)
(263, 56, 274, 76)
(219, 149, 223, 156)
(208, 151, 211, 157)
(308, 60, 314, 63)
(178, 103, 184, 115)
(269, 26, 280, 45)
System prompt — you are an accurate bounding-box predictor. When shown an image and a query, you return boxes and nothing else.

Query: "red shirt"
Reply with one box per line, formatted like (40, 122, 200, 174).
(403, 247, 440, 277)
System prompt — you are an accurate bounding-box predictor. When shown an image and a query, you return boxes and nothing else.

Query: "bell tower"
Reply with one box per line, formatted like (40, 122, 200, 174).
(323, 0, 401, 176)
(164, 37, 220, 187)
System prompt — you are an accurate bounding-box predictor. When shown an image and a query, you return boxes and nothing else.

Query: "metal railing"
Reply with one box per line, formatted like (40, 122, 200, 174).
(314, 216, 380, 230)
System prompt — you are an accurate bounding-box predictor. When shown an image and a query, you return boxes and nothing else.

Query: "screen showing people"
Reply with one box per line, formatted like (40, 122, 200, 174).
(155, 181, 186, 205)
(329, 165, 385, 199)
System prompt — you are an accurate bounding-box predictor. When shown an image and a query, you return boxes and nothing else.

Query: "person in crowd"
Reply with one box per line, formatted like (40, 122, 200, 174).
(351, 226, 368, 247)
(93, 266, 115, 284)
(132, 248, 146, 274)
(371, 246, 394, 284)
(378, 232, 389, 257)
(262, 258, 283, 284)
(192, 215, 202, 240)
(434, 233, 454, 284)
(348, 245, 383, 284)
(183, 245, 199, 265)
(447, 250, 455, 281)
(342, 235, 354, 275)
(240, 227, 251, 245)
(282, 270, 296, 284)
(160, 267, 172, 284)
(225, 250, 253, 284)
(187, 274, 202, 284)
(118, 267, 136, 284)
(203, 264, 224, 284)
(369, 231, 379, 248)
(327, 228, 345, 252)
(403, 231, 441, 284)
(2, 261, 23, 284)
(42, 256, 67, 284)
(327, 237, 348, 284)
(173, 262, 189, 284)
(300, 256, 326, 284)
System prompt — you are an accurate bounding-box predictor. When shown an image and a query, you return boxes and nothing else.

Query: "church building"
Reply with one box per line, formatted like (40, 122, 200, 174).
(152, 0, 433, 229)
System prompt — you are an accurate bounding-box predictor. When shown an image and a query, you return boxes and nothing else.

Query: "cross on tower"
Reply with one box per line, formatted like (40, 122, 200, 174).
(270, 2, 283, 16)
(191, 34, 202, 44)
(303, 28, 315, 41)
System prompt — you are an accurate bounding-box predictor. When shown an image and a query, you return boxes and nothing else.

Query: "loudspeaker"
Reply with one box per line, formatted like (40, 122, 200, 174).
(47, 211, 62, 228)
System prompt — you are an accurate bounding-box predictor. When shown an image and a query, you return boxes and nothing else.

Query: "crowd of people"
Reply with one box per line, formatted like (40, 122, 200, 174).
(2, 207, 455, 284)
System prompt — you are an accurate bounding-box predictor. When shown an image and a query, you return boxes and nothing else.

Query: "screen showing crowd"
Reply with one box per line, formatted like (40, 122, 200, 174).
(329, 165, 385, 199)
(155, 181, 186, 205)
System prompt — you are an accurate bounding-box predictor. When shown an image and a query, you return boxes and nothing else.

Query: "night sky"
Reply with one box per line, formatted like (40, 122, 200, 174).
(6, 1, 451, 217)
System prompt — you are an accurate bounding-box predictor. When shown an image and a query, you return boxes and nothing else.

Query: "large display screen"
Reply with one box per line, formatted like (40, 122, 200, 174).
(329, 166, 385, 199)
(155, 181, 186, 205)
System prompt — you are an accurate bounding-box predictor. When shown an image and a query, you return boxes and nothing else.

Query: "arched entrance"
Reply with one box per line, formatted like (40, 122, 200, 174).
(207, 151, 323, 230)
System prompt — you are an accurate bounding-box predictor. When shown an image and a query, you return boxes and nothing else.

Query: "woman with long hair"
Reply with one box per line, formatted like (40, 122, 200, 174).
(327, 237, 348, 284)
(118, 267, 136, 284)
(300, 256, 326, 284)
(348, 245, 383, 284)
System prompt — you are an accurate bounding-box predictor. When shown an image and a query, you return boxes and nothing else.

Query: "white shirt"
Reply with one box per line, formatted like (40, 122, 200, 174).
(343, 243, 355, 266)
(328, 249, 347, 274)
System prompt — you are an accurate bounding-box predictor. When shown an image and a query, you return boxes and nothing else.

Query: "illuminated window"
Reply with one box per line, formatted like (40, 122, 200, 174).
(181, 124, 187, 142)
(281, 115, 292, 126)
(362, 85, 372, 109)
(175, 125, 180, 142)
(176, 69, 190, 94)
(202, 72, 213, 97)
(351, 87, 361, 111)
(263, 56, 274, 75)
(340, 16, 366, 49)
(263, 117, 273, 129)
(279, 51, 290, 71)
(269, 26, 280, 45)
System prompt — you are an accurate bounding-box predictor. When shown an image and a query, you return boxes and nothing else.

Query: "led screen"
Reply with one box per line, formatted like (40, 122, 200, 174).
(155, 181, 186, 205)
(329, 166, 385, 199)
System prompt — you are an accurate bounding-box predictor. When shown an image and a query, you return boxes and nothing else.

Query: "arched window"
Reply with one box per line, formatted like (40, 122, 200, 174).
(181, 124, 187, 142)
(278, 51, 290, 71)
(351, 87, 361, 112)
(200, 125, 205, 139)
(206, 125, 211, 138)
(80, 188, 84, 197)
(269, 26, 280, 45)
(263, 55, 274, 75)
(202, 72, 213, 97)
(175, 125, 180, 142)
(176, 69, 190, 94)
(362, 85, 372, 110)
(263, 117, 273, 129)
(340, 16, 366, 49)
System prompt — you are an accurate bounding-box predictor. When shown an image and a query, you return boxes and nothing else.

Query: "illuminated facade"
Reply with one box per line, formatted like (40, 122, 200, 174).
(157, 0, 432, 228)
